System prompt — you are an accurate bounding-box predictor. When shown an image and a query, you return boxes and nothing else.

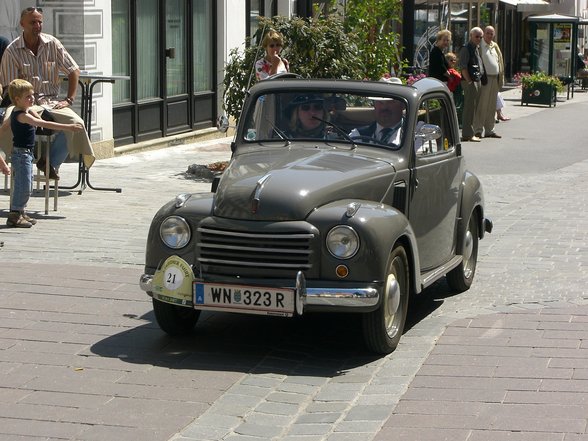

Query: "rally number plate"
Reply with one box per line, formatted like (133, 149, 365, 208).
(194, 282, 295, 317)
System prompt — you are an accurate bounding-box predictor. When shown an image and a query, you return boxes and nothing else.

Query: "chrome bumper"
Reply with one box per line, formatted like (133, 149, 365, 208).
(140, 273, 154, 294)
(139, 271, 379, 314)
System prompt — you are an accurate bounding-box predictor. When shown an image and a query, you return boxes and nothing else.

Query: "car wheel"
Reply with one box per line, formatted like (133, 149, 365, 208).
(362, 245, 410, 354)
(152, 298, 200, 336)
(447, 212, 479, 292)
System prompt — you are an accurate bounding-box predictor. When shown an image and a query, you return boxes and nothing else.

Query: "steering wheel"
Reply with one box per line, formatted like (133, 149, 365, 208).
(350, 135, 381, 144)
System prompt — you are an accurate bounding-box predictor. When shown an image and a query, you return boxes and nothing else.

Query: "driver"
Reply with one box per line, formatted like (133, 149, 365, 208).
(349, 96, 406, 146)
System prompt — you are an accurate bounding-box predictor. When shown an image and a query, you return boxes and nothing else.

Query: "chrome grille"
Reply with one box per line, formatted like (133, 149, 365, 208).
(197, 226, 315, 271)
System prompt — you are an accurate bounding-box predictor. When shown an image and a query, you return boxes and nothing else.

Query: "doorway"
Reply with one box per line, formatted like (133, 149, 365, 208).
(112, 0, 216, 146)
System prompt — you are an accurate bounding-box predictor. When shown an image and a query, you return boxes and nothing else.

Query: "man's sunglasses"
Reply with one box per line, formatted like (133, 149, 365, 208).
(269, 43, 282, 48)
(22, 7, 43, 18)
(300, 103, 323, 111)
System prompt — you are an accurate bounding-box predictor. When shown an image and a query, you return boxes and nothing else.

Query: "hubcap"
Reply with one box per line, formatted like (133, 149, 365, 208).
(385, 274, 401, 336)
(463, 229, 474, 279)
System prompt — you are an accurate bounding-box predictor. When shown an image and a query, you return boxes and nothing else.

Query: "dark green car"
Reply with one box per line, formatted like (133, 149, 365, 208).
(140, 77, 493, 354)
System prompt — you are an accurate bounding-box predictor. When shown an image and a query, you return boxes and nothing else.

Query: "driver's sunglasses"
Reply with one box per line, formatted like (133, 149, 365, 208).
(24, 7, 43, 13)
(300, 103, 323, 111)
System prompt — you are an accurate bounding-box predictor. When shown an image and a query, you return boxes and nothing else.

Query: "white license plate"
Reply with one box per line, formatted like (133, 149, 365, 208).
(193, 282, 295, 317)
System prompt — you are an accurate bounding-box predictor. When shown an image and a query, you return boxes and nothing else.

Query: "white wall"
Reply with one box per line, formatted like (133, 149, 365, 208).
(93, 0, 113, 142)
(217, 0, 247, 115)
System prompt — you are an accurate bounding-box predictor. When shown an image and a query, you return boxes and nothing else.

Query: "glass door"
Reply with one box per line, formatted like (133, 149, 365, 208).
(165, 0, 190, 133)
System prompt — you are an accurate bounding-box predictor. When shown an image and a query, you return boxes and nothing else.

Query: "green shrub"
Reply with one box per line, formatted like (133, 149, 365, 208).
(517, 71, 565, 93)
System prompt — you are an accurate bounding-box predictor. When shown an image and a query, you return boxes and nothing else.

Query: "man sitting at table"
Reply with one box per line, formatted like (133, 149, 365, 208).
(0, 7, 94, 180)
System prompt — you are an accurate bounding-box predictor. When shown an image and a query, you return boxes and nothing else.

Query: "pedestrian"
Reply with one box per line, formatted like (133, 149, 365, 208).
(458, 27, 484, 142)
(0, 35, 8, 66)
(445, 52, 463, 124)
(496, 92, 510, 122)
(0, 154, 8, 175)
(0, 79, 83, 228)
(1, 35, 10, 174)
(428, 29, 452, 84)
(1, 35, 10, 102)
(473, 26, 504, 138)
(0, 7, 94, 181)
(255, 29, 289, 81)
(444, 52, 462, 92)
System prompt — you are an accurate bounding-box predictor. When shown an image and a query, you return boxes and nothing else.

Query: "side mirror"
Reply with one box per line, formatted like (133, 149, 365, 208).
(216, 115, 230, 133)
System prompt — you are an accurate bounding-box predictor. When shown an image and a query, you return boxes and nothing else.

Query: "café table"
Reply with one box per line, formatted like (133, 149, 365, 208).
(60, 73, 130, 194)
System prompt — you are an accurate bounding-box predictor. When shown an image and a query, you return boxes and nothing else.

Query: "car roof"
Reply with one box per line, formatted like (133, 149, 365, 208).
(248, 77, 449, 105)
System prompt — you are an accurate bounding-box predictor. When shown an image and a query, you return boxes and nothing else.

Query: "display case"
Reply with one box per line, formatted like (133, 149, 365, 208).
(528, 14, 580, 99)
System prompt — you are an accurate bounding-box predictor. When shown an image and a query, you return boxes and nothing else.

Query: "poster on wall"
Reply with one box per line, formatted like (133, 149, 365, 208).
(553, 24, 572, 43)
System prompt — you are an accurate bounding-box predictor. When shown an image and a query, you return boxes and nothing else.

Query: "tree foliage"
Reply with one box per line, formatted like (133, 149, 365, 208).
(344, 0, 404, 80)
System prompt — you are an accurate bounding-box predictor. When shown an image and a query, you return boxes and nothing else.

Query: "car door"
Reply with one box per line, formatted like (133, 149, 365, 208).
(408, 95, 461, 272)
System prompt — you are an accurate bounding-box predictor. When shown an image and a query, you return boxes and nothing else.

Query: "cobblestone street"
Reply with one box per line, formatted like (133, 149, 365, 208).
(0, 87, 587, 440)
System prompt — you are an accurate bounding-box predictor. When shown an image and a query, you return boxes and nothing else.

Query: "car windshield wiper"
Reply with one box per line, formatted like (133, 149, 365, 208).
(312, 116, 358, 150)
(263, 117, 291, 146)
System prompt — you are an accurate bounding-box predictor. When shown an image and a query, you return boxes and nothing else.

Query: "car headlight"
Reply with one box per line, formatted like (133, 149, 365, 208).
(326, 225, 360, 259)
(160, 216, 191, 249)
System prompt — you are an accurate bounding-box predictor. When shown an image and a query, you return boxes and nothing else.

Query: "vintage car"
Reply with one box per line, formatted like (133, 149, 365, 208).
(139, 77, 492, 354)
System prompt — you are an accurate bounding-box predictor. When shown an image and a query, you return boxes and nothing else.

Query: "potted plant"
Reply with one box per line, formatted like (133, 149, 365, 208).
(516, 71, 564, 107)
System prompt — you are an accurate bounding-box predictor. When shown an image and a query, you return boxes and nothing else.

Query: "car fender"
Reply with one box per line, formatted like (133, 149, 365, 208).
(306, 200, 422, 294)
(458, 170, 486, 247)
(144, 193, 214, 274)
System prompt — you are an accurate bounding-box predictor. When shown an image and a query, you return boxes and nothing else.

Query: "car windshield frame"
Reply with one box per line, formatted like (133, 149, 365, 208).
(239, 89, 410, 151)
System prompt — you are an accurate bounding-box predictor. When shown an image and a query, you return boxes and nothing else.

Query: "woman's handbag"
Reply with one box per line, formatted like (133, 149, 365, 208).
(481, 71, 488, 85)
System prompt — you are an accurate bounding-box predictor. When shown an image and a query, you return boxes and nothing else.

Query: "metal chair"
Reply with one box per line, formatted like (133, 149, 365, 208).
(34, 127, 59, 214)
(8, 127, 59, 215)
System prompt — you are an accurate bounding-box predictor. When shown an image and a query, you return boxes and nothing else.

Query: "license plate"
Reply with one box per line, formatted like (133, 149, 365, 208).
(194, 282, 295, 317)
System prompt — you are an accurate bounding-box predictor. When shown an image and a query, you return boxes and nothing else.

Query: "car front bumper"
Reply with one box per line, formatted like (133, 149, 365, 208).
(139, 271, 380, 314)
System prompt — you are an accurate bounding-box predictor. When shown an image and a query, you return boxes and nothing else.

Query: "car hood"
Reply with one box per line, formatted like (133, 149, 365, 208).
(213, 147, 396, 221)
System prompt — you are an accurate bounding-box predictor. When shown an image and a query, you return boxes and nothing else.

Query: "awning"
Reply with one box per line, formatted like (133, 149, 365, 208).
(499, 0, 551, 12)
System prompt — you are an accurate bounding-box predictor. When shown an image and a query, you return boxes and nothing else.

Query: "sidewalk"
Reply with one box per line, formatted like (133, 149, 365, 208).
(374, 303, 588, 441)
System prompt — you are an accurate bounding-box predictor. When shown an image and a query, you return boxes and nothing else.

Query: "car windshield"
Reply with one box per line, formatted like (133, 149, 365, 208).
(241, 91, 408, 150)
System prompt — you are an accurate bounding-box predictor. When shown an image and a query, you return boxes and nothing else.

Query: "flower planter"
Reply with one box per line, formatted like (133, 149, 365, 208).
(521, 82, 557, 107)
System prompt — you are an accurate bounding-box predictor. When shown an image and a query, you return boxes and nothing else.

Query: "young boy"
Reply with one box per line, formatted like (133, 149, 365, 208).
(0, 79, 83, 228)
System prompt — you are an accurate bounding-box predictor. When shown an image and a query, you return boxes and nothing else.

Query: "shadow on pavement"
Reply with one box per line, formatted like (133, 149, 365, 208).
(90, 309, 383, 377)
(90, 279, 466, 377)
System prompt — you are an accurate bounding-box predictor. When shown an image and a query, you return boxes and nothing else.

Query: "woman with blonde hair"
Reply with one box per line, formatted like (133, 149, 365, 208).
(286, 94, 328, 138)
(255, 30, 289, 81)
(428, 29, 452, 84)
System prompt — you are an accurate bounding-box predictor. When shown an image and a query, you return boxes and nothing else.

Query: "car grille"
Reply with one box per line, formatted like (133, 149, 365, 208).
(197, 226, 316, 277)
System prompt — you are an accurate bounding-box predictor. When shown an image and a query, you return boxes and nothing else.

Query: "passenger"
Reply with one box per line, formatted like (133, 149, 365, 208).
(286, 94, 328, 138)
